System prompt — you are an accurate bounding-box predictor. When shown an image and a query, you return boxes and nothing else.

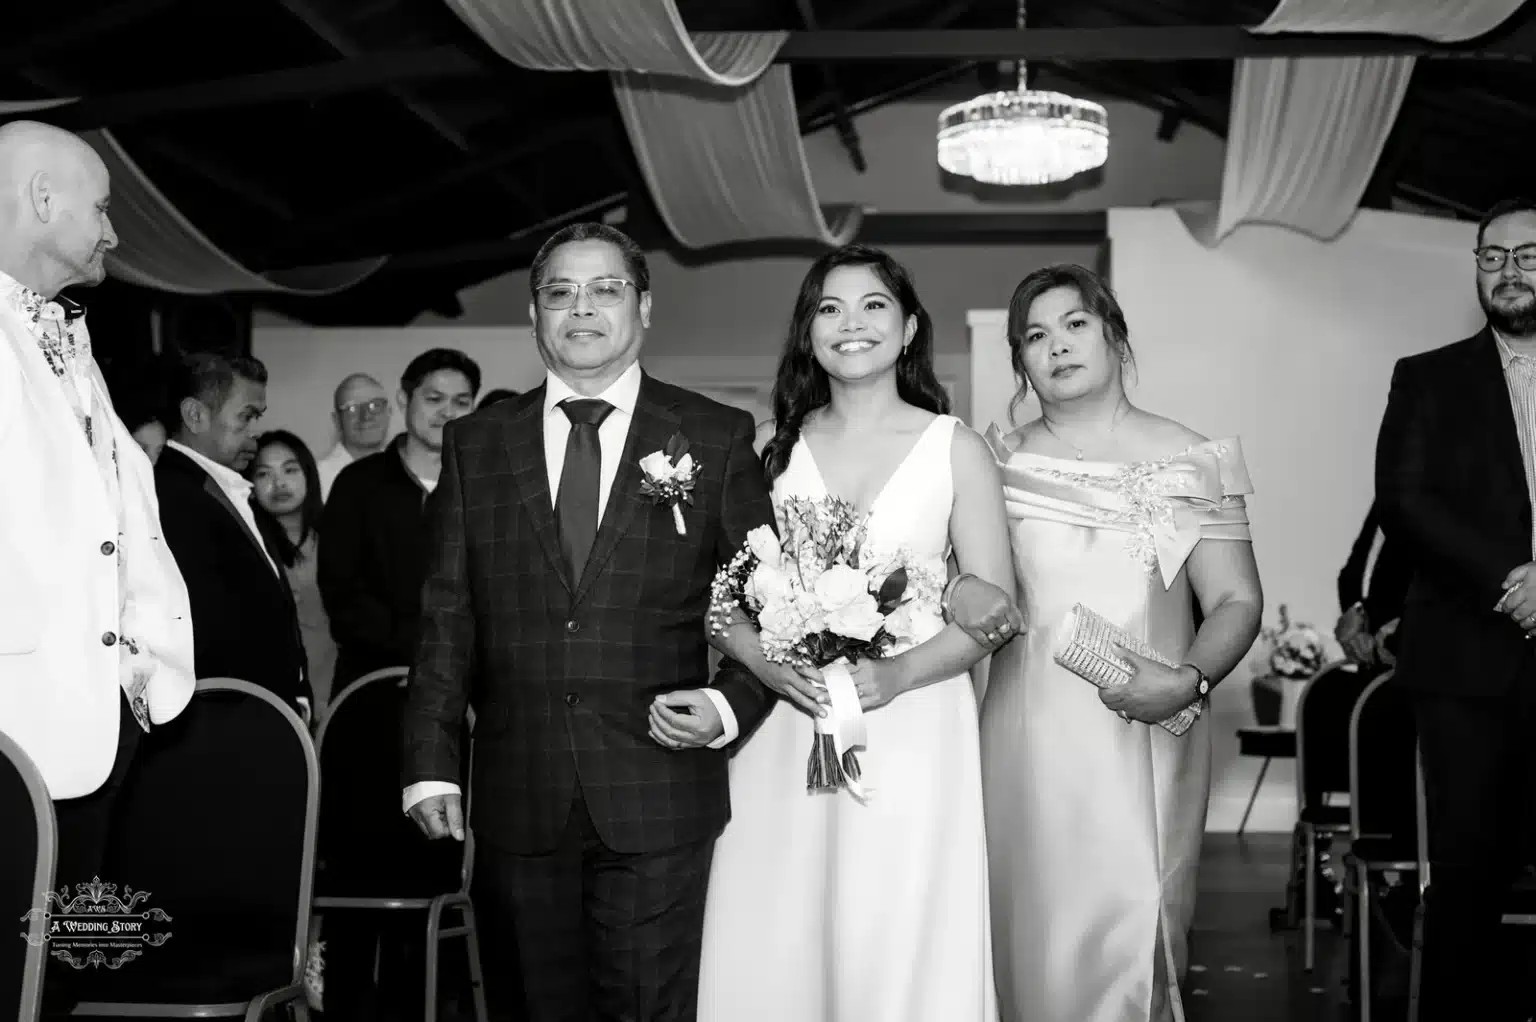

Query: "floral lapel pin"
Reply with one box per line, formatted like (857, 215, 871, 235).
(638, 432, 700, 536)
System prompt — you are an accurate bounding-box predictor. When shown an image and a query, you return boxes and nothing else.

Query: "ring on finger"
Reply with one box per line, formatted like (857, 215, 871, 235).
(998, 621, 1012, 634)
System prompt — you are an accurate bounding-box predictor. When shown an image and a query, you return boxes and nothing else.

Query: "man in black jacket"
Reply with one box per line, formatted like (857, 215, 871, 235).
(155, 350, 310, 714)
(318, 348, 481, 692)
(1375, 196, 1536, 1021)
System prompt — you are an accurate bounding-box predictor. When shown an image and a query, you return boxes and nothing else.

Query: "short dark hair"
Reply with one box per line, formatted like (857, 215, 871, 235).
(401, 348, 482, 399)
(1478, 197, 1536, 247)
(528, 222, 650, 295)
(163, 350, 267, 431)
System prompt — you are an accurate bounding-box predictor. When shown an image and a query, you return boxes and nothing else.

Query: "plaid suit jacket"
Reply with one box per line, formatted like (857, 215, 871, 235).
(402, 372, 776, 854)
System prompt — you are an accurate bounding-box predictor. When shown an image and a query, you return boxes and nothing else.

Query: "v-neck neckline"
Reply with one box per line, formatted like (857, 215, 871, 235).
(798, 415, 944, 520)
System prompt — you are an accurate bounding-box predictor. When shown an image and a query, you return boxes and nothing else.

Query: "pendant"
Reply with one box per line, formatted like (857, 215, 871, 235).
(1075, 450, 1084, 460)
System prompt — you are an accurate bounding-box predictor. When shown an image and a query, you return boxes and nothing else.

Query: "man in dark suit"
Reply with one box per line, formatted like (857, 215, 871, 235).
(1376, 196, 1536, 1021)
(1334, 500, 1412, 666)
(401, 223, 820, 1022)
(155, 350, 310, 714)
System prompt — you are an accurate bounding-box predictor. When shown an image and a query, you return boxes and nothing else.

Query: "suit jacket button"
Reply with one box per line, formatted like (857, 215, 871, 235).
(564, 693, 581, 707)
(102, 631, 117, 647)
(566, 620, 579, 634)
(100, 541, 116, 556)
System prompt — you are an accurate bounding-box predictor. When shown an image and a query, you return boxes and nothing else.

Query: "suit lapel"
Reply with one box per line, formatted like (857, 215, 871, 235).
(198, 474, 284, 591)
(1465, 329, 1530, 507)
(575, 374, 681, 603)
(503, 389, 573, 594)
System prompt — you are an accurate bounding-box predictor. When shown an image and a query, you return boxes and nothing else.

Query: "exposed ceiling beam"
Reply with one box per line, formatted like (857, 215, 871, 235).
(772, 23, 1536, 62)
(34, 46, 492, 131)
(793, 0, 865, 173)
(0, 0, 181, 67)
(856, 211, 1106, 245)
(136, 135, 296, 222)
(271, 0, 544, 223)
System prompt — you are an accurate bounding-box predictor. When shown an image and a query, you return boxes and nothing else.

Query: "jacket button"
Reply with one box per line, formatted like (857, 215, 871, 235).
(564, 693, 581, 707)
(566, 620, 579, 634)
(100, 541, 115, 556)
(102, 631, 117, 647)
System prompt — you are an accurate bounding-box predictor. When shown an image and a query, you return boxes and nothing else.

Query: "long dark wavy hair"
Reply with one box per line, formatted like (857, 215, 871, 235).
(761, 244, 949, 484)
(1005, 263, 1134, 424)
(246, 429, 324, 568)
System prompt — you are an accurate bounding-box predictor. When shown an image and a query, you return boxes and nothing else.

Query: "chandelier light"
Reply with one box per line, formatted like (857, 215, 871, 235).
(936, 1, 1109, 186)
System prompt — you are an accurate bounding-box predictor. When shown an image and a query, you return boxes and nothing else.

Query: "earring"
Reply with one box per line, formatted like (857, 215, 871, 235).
(1120, 350, 1130, 364)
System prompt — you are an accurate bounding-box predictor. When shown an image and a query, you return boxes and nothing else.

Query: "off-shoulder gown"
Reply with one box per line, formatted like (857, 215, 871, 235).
(980, 428, 1254, 1022)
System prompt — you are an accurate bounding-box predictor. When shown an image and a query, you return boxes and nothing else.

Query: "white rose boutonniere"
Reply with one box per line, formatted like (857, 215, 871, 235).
(638, 431, 701, 536)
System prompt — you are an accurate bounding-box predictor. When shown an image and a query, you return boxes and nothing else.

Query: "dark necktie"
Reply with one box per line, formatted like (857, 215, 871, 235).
(556, 398, 614, 581)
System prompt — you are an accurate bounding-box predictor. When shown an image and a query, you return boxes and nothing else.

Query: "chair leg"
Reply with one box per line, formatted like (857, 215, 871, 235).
(1406, 902, 1425, 1022)
(1304, 825, 1317, 971)
(424, 902, 444, 1022)
(1238, 756, 1271, 837)
(1358, 863, 1372, 1022)
(462, 901, 490, 1022)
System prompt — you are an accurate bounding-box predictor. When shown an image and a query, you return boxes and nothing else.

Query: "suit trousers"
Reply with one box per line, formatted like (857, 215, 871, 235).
(1414, 683, 1536, 1022)
(473, 789, 716, 1022)
(40, 694, 143, 1019)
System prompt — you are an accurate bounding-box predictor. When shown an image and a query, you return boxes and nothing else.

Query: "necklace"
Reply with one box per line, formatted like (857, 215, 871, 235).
(1041, 403, 1130, 461)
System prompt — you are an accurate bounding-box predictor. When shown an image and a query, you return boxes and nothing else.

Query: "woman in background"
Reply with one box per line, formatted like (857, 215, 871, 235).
(248, 429, 337, 723)
(980, 264, 1263, 1021)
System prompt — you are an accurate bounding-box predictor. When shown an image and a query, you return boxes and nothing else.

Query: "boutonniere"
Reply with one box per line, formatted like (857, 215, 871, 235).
(638, 432, 700, 536)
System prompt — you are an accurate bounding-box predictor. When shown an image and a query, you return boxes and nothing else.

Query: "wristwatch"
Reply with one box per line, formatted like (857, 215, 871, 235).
(1181, 662, 1211, 716)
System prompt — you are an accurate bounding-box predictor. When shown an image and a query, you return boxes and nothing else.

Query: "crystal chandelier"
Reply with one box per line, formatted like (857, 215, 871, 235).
(936, 0, 1109, 186)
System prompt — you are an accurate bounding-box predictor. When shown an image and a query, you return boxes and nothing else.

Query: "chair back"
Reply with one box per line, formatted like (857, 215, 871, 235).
(314, 668, 468, 899)
(1295, 659, 1376, 812)
(1349, 670, 1419, 843)
(102, 678, 318, 993)
(0, 730, 55, 1022)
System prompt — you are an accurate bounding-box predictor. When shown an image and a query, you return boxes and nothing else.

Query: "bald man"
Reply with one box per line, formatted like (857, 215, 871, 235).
(317, 372, 392, 500)
(0, 120, 195, 980)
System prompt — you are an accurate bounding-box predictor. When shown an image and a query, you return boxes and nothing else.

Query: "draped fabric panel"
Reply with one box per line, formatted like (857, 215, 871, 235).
(442, 0, 858, 249)
(1184, 0, 1528, 245)
(83, 131, 387, 296)
(0, 98, 78, 115)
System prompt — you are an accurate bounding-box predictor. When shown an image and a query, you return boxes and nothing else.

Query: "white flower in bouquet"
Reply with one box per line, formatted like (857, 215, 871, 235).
(745, 525, 783, 565)
(746, 558, 793, 608)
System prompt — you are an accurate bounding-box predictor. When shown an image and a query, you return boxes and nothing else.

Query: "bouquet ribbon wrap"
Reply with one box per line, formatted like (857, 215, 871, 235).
(807, 660, 870, 801)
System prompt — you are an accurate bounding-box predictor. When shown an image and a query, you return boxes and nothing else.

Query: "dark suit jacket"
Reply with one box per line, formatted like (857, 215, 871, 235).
(1375, 328, 1536, 698)
(402, 374, 776, 855)
(1337, 500, 1413, 630)
(155, 445, 311, 709)
(318, 437, 433, 688)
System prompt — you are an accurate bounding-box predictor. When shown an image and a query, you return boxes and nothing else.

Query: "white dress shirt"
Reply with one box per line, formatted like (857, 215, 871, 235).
(316, 442, 355, 502)
(401, 362, 740, 815)
(166, 439, 280, 579)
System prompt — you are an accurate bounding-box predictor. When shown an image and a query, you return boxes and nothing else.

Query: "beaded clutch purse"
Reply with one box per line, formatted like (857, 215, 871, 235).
(1051, 603, 1201, 737)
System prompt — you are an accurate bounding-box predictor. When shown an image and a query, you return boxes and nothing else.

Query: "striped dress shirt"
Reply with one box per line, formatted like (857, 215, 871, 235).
(1495, 331, 1536, 557)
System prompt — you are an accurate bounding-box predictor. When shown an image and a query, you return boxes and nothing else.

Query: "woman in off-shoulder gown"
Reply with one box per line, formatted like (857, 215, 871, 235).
(980, 265, 1264, 1022)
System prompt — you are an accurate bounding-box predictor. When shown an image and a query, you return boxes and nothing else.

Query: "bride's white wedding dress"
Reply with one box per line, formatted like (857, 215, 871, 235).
(697, 414, 997, 1022)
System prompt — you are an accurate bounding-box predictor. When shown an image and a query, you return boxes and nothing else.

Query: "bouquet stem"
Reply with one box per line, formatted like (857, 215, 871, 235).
(804, 660, 868, 799)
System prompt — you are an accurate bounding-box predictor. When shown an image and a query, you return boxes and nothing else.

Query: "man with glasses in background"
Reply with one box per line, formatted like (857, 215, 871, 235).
(316, 372, 392, 501)
(1376, 197, 1536, 1021)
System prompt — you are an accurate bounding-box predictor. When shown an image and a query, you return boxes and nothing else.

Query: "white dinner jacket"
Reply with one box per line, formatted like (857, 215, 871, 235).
(0, 299, 195, 799)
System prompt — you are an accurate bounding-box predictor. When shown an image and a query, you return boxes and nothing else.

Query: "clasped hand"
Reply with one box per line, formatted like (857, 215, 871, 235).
(1097, 646, 1200, 725)
(1497, 562, 1536, 636)
(647, 689, 725, 749)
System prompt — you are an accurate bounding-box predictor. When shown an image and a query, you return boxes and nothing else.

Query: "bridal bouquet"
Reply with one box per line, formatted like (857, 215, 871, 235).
(708, 496, 944, 799)
(1261, 603, 1326, 680)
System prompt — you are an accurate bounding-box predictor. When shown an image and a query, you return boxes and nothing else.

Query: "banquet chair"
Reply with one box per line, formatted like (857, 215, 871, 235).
(0, 729, 56, 1022)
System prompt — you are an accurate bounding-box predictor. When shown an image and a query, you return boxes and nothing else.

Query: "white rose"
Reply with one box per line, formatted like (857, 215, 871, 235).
(883, 597, 939, 643)
(757, 600, 805, 643)
(746, 562, 793, 608)
(673, 452, 695, 477)
(813, 564, 870, 613)
(639, 451, 675, 480)
(825, 593, 885, 643)
(745, 525, 782, 564)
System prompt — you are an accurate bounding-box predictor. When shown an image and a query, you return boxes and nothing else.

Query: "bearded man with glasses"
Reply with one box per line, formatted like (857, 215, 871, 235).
(1377, 196, 1536, 1021)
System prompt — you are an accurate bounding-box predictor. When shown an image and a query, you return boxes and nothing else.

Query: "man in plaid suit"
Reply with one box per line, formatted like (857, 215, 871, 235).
(401, 223, 814, 1022)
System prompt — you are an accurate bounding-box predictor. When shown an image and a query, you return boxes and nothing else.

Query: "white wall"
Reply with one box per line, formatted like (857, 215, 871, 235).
(252, 326, 543, 457)
(1099, 207, 1480, 831)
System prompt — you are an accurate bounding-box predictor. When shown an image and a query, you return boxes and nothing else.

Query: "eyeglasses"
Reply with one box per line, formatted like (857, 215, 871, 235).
(533, 278, 635, 310)
(337, 397, 389, 419)
(1474, 245, 1536, 273)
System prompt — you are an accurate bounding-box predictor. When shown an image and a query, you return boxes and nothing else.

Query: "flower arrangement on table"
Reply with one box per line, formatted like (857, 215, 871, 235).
(708, 495, 943, 800)
(1261, 603, 1326, 680)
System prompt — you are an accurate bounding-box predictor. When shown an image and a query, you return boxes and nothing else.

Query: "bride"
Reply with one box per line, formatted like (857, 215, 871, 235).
(695, 244, 1016, 1022)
